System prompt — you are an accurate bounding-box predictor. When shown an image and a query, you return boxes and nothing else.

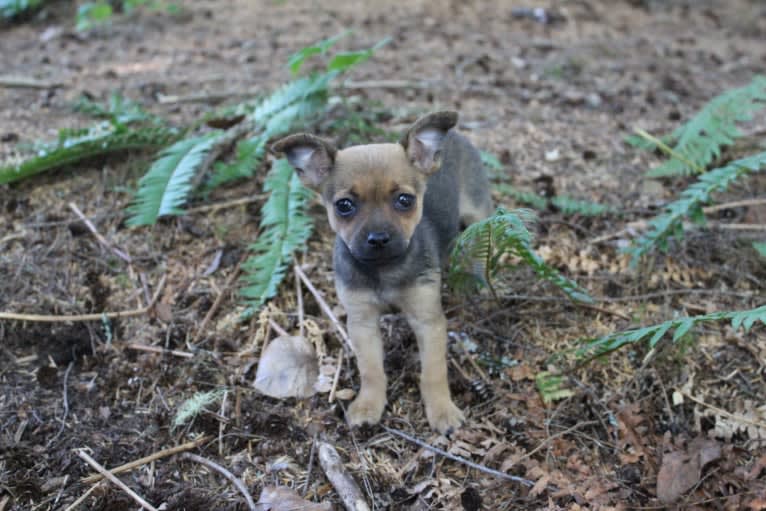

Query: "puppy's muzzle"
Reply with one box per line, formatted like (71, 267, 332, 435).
(351, 229, 408, 263)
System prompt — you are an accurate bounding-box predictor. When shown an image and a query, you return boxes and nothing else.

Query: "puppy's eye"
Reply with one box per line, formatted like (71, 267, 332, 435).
(394, 193, 415, 211)
(335, 198, 356, 217)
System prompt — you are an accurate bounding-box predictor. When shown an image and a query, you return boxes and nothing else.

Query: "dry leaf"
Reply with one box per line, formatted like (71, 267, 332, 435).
(334, 388, 356, 400)
(254, 335, 318, 399)
(257, 486, 331, 511)
(656, 438, 721, 504)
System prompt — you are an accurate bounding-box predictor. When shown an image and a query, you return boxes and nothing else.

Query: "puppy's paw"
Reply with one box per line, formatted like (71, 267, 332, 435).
(347, 395, 386, 427)
(425, 398, 465, 435)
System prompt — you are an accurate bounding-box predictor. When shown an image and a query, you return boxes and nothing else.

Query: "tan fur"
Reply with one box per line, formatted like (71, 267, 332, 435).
(325, 144, 425, 247)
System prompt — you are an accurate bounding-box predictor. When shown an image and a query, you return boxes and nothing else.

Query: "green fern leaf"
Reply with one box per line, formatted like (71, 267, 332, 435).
(627, 150, 766, 266)
(1, 0, 42, 18)
(0, 123, 175, 185)
(241, 159, 314, 309)
(647, 75, 766, 177)
(577, 305, 766, 359)
(126, 132, 222, 226)
(551, 196, 615, 216)
(449, 208, 592, 303)
(495, 183, 549, 210)
(287, 30, 351, 75)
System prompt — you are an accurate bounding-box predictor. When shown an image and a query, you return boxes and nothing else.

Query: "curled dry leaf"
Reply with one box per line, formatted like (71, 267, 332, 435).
(254, 335, 318, 399)
(656, 437, 721, 504)
(257, 486, 331, 511)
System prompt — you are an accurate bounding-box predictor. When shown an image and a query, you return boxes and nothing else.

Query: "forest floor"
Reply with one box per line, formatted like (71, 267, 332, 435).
(1, 1, 765, 509)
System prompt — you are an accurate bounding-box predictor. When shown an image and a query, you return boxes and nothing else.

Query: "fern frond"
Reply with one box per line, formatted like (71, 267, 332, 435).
(0, 0, 42, 18)
(627, 151, 766, 266)
(646, 75, 766, 177)
(0, 123, 175, 185)
(551, 196, 615, 216)
(241, 159, 313, 309)
(449, 208, 593, 303)
(74, 91, 159, 126)
(172, 389, 224, 430)
(126, 132, 221, 226)
(287, 30, 351, 75)
(495, 183, 549, 210)
(578, 305, 766, 359)
(535, 371, 574, 404)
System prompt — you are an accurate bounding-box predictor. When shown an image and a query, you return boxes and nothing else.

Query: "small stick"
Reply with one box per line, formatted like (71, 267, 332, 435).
(267, 318, 290, 337)
(76, 450, 159, 511)
(0, 76, 64, 88)
(68, 202, 132, 264)
(302, 433, 318, 496)
(181, 453, 256, 511)
(708, 222, 766, 231)
(49, 362, 74, 444)
(0, 275, 166, 323)
(381, 425, 536, 487)
(294, 264, 305, 339)
(681, 390, 766, 430)
(63, 481, 103, 511)
(294, 264, 351, 348)
(318, 442, 370, 511)
(219, 390, 228, 457)
(184, 193, 268, 214)
(126, 343, 194, 359)
(702, 197, 766, 213)
(328, 347, 344, 403)
(193, 263, 242, 343)
(516, 420, 599, 462)
(342, 79, 436, 90)
(157, 89, 256, 104)
(81, 436, 209, 483)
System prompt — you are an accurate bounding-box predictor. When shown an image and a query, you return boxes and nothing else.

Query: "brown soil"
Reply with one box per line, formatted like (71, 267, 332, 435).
(1, 1, 766, 509)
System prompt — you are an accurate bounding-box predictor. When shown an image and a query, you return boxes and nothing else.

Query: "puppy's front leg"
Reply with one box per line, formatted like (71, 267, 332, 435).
(338, 286, 387, 426)
(400, 274, 465, 434)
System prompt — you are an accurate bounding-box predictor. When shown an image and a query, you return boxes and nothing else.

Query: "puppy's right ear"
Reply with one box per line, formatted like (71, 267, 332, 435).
(271, 134, 337, 188)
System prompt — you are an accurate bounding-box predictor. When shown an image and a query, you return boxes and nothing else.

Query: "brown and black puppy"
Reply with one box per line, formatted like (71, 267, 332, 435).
(272, 111, 492, 434)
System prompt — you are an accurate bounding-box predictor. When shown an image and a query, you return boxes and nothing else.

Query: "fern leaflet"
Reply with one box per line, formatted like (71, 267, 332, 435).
(241, 159, 313, 309)
(126, 132, 222, 226)
(0, 123, 175, 185)
(578, 305, 766, 359)
(627, 150, 766, 266)
(645, 75, 766, 177)
(449, 208, 593, 303)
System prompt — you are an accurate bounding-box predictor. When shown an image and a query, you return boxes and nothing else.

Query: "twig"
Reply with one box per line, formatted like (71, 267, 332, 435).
(191, 121, 254, 189)
(293, 264, 350, 348)
(576, 303, 631, 321)
(81, 436, 209, 483)
(708, 222, 766, 231)
(703, 197, 766, 213)
(219, 390, 228, 457)
(516, 420, 599, 462)
(328, 347, 344, 403)
(181, 453, 256, 511)
(381, 425, 536, 487)
(76, 450, 159, 511)
(342, 79, 437, 90)
(302, 433, 318, 497)
(184, 193, 268, 214)
(0, 275, 166, 322)
(267, 318, 290, 337)
(63, 481, 103, 511)
(193, 263, 242, 343)
(681, 390, 766, 431)
(157, 89, 256, 104)
(68, 202, 132, 264)
(0, 76, 64, 88)
(126, 343, 194, 359)
(49, 362, 74, 445)
(318, 442, 370, 511)
(295, 264, 305, 338)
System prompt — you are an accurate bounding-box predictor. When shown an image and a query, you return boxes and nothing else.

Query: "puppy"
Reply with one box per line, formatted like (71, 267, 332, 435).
(272, 111, 492, 434)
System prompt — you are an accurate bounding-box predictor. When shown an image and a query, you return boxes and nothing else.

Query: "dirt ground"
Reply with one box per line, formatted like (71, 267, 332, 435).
(1, 0, 766, 509)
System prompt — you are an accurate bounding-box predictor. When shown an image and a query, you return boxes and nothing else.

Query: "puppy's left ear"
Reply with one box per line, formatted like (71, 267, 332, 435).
(400, 111, 458, 174)
(271, 134, 337, 188)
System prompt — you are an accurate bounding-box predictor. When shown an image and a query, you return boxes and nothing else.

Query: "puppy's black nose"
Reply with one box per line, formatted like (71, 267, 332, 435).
(366, 231, 390, 248)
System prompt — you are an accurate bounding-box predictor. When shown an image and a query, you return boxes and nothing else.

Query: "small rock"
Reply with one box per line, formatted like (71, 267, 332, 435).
(544, 148, 560, 162)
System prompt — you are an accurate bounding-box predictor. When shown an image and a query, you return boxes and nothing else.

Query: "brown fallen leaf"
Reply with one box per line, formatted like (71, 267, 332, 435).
(257, 486, 331, 511)
(254, 335, 318, 399)
(656, 437, 721, 504)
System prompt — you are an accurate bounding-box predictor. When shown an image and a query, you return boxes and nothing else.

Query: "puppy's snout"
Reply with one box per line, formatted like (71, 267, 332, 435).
(366, 231, 391, 248)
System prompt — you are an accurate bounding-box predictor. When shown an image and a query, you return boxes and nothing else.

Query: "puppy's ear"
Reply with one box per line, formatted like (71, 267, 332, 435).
(400, 111, 458, 174)
(271, 134, 337, 188)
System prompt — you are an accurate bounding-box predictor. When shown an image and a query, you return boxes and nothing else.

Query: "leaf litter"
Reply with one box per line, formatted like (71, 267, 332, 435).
(1, 1, 766, 510)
